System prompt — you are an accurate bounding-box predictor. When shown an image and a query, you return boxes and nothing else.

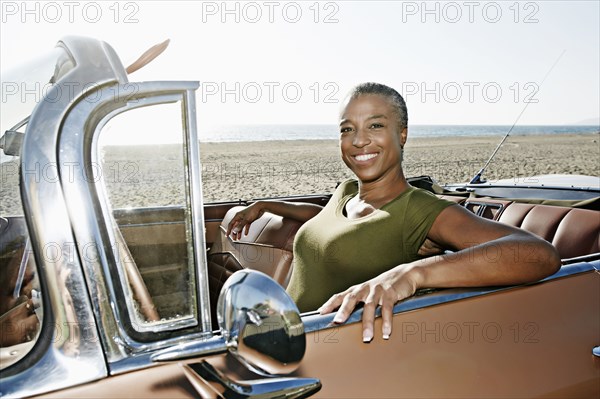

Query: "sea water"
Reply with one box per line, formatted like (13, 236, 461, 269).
(1, 124, 598, 164)
(197, 124, 600, 143)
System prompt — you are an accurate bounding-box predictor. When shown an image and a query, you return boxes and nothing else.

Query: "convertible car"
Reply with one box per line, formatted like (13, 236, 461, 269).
(0, 36, 598, 398)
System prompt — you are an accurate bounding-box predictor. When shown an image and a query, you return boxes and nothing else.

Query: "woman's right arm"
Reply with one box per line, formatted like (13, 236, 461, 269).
(226, 200, 322, 240)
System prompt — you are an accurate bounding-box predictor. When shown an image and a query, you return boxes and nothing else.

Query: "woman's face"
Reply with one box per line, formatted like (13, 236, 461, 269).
(339, 94, 407, 183)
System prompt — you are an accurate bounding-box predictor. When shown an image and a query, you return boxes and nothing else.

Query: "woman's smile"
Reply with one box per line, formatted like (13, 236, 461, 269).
(353, 152, 379, 162)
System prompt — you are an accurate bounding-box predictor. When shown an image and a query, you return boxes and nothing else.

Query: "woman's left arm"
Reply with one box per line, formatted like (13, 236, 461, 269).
(318, 205, 561, 342)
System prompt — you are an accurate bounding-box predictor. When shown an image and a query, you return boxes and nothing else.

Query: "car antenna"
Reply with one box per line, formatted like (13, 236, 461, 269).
(469, 50, 566, 184)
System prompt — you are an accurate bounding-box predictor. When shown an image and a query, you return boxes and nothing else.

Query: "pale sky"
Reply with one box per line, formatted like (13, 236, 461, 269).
(1, 0, 599, 126)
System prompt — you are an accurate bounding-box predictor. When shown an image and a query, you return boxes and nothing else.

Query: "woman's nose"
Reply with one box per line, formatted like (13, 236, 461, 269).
(353, 127, 370, 147)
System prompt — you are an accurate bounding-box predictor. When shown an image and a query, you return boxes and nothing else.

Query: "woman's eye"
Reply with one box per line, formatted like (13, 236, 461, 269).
(340, 127, 353, 134)
(370, 123, 384, 129)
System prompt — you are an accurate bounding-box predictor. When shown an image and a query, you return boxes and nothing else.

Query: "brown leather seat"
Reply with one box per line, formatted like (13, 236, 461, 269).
(206, 206, 302, 328)
(498, 203, 600, 259)
(208, 206, 302, 287)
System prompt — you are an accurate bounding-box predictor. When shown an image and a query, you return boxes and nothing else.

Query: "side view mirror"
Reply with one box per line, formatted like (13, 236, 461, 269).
(217, 269, 305, 375)
(153, 270, 320, 398)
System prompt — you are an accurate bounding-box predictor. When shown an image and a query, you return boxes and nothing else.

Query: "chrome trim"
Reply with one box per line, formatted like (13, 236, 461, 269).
(442, 184, 600, 201)
(92, 92, 198, 335)
(302, 261, 599, 333)
(115, 220, 185, 228)
(561, 252, 600, 265)
(444, 183, 600, 193)
(57, 81, 212, 370)
(183, 360, 321, 399)
(183, 88, 213, 332)
(151, 335, 228, 362)
(3, 36, 125, 398)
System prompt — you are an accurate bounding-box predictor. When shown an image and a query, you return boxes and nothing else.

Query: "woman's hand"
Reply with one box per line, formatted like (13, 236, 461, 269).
(318, 264, 422, 343)
(226, 201, 323, 240)
(226, 202, 266, 240)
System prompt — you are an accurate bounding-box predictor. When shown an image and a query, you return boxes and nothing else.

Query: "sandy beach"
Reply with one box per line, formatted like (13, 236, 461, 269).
(1, 133, 598, 214)
(198, 133, 600, 203)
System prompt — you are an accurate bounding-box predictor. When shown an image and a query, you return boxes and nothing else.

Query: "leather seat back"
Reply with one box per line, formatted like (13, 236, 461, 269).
(498, 203, 600, 259)
(208, 206, 302, 287)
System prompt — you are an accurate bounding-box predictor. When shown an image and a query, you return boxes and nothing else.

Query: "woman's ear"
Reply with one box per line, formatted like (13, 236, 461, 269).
(400, 127, 408, 148)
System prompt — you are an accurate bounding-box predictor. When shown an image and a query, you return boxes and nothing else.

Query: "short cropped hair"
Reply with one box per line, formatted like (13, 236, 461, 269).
(345, 82, 408, 130)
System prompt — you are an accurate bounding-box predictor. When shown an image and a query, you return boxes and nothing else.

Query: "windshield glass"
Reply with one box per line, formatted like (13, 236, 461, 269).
(1, 48, 67, 139)
(1, 46, 72, 214)
(96, 98, 200, 333)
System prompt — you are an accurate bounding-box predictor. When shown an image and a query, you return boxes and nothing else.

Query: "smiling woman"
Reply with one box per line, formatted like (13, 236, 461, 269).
(228, 82, 562, 342)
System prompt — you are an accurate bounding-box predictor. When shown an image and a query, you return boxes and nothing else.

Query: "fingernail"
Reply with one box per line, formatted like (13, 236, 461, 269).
(383, 325, 391, 340)
(363, 327, 373, 343)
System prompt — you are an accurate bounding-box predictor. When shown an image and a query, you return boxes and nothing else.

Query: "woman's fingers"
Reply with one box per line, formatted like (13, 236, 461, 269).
(333, 290, 362, 324)
(318, 271, 414, 342)
(318, 292, 345, 316)
(226, 217, 237, 237)
(361, 289, 379, 342)
(227, 205, 264, 240)
(362, 286, 397, 342)
(380, 295, 395, 340)
(227, 215, 249, 240)
(320, 285, 377, 342)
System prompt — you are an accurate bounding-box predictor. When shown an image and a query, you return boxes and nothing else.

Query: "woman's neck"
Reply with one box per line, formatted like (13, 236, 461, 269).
(359, 176, 408, 205)
(347, 173, 409, 217)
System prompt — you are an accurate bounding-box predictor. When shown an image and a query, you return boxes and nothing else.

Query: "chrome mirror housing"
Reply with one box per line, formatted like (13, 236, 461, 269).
(217, 269, 306, 376)
(153, 269, 306, 376)
(152, 270, 318, 398)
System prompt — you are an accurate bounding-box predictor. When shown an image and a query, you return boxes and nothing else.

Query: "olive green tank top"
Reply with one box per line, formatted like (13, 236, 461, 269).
(286, 179, 455, 312)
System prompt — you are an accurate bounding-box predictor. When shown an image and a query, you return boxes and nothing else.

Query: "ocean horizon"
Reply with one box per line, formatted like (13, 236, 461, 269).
(1, 124, 598, 164)
(198, 124, 600, 143)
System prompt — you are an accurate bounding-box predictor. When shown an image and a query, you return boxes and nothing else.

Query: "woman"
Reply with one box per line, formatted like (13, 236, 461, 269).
(227, 82, 561, 342)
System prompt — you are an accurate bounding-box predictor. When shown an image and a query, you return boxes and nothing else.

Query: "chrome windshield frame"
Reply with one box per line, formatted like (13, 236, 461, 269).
(3, 36, 127, 398)
(92, 93, 200, 336)
(58, 81, 212, 373)
(2, 35, 212, 397)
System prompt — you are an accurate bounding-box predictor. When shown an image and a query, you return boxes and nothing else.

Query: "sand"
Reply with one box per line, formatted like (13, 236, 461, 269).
(199, 133, 600, 202)
(1, 133, 599, 214)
